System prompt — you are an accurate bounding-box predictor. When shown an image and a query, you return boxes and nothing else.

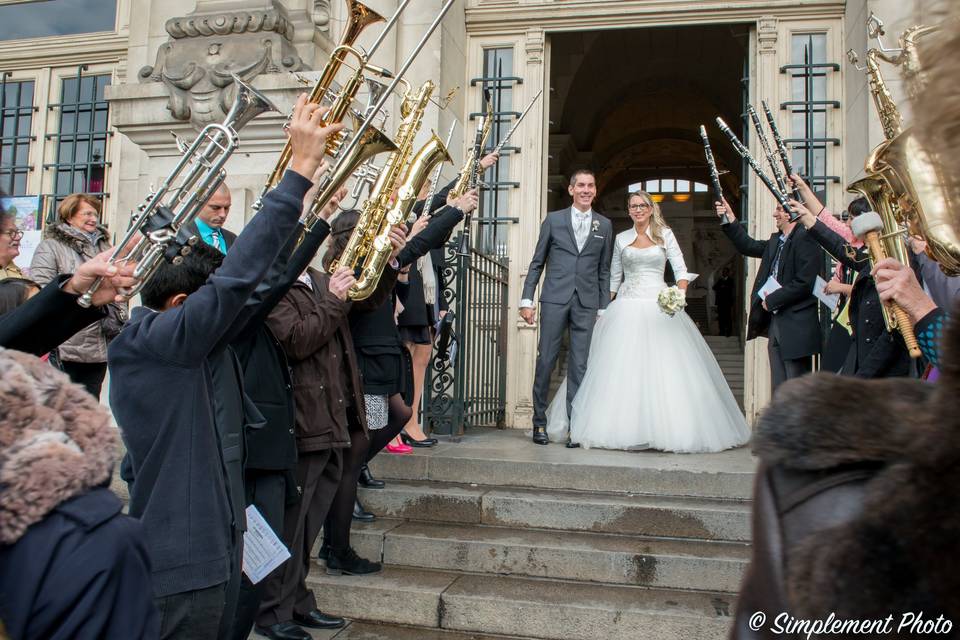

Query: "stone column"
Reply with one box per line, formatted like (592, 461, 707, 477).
(509, 26, 546, 429)
(742, 15, 780, 423)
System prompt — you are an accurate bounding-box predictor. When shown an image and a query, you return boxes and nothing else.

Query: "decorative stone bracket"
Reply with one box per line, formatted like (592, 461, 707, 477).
(139, 0, 310, 129)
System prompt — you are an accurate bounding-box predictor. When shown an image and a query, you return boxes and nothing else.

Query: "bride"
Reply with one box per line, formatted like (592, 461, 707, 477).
(546, 190, 750, 453)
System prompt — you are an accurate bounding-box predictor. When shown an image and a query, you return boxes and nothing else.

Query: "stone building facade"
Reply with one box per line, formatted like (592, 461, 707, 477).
(0, 0, 946, 427)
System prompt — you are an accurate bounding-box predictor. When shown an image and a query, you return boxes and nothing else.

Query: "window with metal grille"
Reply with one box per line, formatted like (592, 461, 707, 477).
(783, 33, 840, 198)
(472, 47, 519, 258)
(0, 75, 36, 196)
(44, 67, 111, 221)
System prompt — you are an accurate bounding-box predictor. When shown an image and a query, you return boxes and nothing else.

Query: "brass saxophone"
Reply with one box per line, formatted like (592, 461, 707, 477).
(850, 17, 960, 277)
(333, 80, 451, 300)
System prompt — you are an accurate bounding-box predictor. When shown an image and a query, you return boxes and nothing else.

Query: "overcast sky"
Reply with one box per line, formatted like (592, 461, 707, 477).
(0, 0, 116, 41)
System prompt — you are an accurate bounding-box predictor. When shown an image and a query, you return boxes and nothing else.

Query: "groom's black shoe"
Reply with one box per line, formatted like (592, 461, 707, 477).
(565, 439, 581, 449)
(532, 426, 549, 445)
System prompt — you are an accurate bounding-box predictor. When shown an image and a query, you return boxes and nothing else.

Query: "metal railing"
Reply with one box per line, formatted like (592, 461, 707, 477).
(423, 237, 509, 435)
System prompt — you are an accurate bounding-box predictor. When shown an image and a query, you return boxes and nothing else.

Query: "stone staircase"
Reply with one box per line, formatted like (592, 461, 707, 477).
(305, 429, 754, 640)
(703, 335, 744, 409)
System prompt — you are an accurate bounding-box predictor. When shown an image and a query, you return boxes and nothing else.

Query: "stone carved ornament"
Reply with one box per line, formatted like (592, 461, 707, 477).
(139, 1, 306, 128)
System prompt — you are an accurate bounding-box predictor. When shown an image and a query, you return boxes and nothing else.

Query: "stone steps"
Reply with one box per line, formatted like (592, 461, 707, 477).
(323, 622, 527, 640)
(368, 440, 754, 500)
(306, 568, 734, 640)
(351, 519, 749, 592)
(314, 431, 753, 639)
(358, 481, 751, 542)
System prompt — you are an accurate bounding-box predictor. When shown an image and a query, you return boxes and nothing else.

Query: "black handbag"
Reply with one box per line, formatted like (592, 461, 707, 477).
(434, 311, 457, 364)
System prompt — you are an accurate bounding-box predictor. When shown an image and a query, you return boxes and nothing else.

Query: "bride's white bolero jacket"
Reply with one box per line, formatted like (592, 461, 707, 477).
(610, 226, 696, 295)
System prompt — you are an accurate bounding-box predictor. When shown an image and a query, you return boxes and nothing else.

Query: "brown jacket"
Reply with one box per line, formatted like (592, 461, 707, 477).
(266, 266, 397, 452)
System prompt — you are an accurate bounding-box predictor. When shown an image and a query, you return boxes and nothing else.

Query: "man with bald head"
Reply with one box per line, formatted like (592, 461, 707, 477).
(189, 182, 237, 253)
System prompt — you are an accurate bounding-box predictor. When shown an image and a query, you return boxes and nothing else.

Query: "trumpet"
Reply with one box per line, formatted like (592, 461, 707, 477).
(77, 75, 276, 307)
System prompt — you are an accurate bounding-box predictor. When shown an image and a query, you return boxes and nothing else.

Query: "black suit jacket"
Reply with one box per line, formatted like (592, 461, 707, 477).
(806, 221, 911, 378)
(184, 220, 237, 252)
(722, 220, 823, 360)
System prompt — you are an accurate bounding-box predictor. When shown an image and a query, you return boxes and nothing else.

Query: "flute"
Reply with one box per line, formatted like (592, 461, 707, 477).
(699, 125, 729, 224)
(716, 117, 798, 221)
(490, 88, 543, 156)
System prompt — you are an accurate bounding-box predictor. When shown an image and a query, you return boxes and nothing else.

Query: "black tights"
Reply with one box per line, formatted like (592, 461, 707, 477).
(324, 396, 411, 552)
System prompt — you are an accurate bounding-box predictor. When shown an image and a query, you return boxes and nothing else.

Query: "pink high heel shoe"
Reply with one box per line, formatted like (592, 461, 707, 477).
(385, 442, 413, 454)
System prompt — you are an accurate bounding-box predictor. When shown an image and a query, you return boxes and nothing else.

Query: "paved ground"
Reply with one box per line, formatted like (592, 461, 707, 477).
(404, 427, 757, 475)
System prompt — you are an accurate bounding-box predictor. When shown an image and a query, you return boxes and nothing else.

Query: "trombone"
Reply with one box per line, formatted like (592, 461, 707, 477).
(254, 0, 410, 210)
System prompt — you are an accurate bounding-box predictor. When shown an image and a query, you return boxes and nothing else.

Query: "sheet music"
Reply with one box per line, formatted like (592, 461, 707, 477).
(242, 505, 291, 584)
(813, 276, 841, 312)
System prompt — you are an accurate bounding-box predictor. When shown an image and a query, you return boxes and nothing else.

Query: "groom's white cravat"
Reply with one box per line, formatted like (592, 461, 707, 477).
(571, 206, 592, 252)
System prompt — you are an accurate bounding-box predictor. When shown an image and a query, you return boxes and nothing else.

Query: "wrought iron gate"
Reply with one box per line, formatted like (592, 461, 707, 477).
(423, 238, 509, 435)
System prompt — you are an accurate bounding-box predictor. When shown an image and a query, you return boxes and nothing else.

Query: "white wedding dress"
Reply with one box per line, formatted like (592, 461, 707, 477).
(546, 233, 750, 453)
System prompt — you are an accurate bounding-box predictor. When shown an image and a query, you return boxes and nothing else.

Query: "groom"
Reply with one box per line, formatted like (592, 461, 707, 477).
(520, 169, 613, 446)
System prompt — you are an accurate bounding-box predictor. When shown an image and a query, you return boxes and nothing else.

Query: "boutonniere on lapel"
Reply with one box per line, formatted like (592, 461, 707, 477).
(591, 220, 600, 233)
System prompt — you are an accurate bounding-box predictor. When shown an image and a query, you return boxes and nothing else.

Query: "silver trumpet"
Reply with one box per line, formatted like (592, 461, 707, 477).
(77, 74, 277, 307)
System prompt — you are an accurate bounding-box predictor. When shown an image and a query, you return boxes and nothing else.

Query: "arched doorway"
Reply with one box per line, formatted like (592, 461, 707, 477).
(546, 23, 750, 406)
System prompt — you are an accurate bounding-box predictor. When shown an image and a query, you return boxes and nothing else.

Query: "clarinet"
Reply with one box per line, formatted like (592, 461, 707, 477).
(747, 104, 789, 194)
(456, 116, 487, 255)
(699, 125, 729, 224)
(715, 117, 798, 221)
(762, 100, 802, 201)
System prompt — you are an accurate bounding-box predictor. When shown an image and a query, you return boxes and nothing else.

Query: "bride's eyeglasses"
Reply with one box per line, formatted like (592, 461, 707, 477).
(628, 203, 652, 211)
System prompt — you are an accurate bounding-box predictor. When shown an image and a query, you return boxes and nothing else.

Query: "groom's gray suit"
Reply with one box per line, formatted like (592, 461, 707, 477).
(522, 207, 613, 428)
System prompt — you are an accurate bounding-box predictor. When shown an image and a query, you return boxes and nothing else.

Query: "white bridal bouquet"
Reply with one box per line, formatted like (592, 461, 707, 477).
(657, 286, 686, 317)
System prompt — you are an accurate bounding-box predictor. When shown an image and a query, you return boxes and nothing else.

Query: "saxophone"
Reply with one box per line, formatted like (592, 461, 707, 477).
(333, 80, 451, 300)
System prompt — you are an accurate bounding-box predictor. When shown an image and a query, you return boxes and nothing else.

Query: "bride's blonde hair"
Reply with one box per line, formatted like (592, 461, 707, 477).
(628, 191, 669, 246)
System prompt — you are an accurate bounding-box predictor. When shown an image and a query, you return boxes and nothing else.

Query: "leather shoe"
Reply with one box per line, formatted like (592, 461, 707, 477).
(326, 546, 382, 575)
(401, 432, 438, 447)
(532, 425, 548, 445)
(353, 498, 375, 522)
(254, 621, 311, 640)
(565, 439, 581, 449)
(293, 609, 346, 630)
(358, 464, 385, 489)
